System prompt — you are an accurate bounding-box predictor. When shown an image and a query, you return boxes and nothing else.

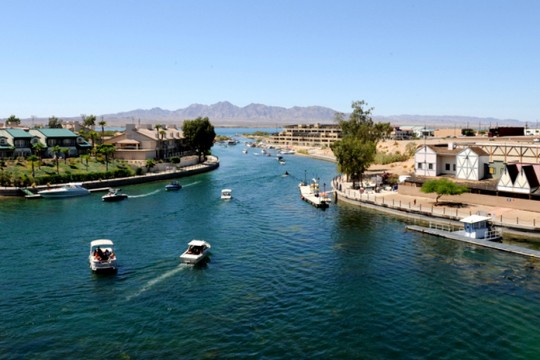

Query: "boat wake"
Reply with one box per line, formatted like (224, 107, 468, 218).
(128, 189, 161, 198)
(125, 264, 187, 301)
(181, 181, 200, 188)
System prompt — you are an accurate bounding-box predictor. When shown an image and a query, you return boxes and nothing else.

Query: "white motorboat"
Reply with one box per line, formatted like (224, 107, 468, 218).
(89, 239, 118, 273)
(221, 188, 232, 200)
(179, 240, 211, 265)
(38, 183, 90, 198)
(102, 188, 128, 202)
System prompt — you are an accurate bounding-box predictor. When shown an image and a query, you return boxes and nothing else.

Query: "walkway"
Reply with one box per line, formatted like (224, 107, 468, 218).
(331, 175, 540, 237)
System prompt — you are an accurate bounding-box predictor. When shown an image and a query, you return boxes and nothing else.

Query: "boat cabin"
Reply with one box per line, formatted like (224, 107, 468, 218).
(459, 215, 493, 239)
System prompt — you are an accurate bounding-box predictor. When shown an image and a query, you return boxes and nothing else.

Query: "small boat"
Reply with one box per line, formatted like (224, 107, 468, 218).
(165, 181, 182, 191)
(179, 240, 211, 265)
(221, 188, 232, 200)
(38, 183, 90, 198)
(279, 149, 295, 155)
(89, 239, 118, 273)
(242, 149, 248, 154)
(102, 188, 128, 202)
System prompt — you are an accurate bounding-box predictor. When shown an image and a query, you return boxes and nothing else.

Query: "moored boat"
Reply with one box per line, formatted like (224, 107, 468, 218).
(179, 240, 211, 264)
(38, 183, 90, 198)
(89, 239, 118, 273)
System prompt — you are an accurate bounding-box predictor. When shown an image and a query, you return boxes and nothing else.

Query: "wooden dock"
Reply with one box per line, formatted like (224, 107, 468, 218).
(299, 184, 329, 209)
(407, 225, 540, 259)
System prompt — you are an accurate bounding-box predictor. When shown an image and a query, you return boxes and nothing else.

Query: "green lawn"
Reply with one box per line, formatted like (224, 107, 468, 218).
(0, 156, 138, 187)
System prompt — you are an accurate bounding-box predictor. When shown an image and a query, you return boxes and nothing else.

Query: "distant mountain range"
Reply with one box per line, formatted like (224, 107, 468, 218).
(101, 101, 338, 127)
(14, 101, 528, 128)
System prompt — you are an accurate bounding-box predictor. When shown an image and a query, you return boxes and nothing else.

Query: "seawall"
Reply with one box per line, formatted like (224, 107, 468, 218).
(0, 156, 219, 197)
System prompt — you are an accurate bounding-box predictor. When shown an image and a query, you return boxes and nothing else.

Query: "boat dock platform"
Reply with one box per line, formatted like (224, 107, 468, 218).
(299, 184, 329, 209)
(407, 225, 540, 259)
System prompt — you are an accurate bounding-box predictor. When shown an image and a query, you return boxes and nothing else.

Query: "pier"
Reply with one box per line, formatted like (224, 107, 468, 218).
(299, 183, 329, 209)
(407, 224, 540, 259)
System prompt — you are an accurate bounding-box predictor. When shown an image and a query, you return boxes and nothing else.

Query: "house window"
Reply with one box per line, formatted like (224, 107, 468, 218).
(14, 139, 25, 147)
(453, 164, 456, 171)
(428, 163, 433, 170)
(417, 163, 423, 169)
(445, 163, 450, 171)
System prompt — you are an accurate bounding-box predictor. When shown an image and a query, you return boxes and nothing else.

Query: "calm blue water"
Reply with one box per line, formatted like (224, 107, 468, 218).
(1, 129, 540, 359)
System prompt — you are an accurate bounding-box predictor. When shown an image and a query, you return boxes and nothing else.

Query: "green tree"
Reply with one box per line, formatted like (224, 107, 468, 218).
(182, 117, 216, 162)
(51, 145, 62, 174)
(97, 144, 116, 172)
(99, 118, 107, 143)
(82, 114, 96, 129)
(80, 154, 90, 171)
(32, 142, 45, 166)
(27, 155, 39, 178)
(331, 101, 391, 185)
(145, 159, 156, 172)
(61, 148, 70, 164)
(6, 115, 21, 127)
(420, 178, 468, 205)
(88, 131, 98, 150)
(48, 116, 63, 128)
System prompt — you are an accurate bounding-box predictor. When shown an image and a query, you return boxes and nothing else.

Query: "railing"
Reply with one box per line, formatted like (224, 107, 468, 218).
(331, 176, 540, 230)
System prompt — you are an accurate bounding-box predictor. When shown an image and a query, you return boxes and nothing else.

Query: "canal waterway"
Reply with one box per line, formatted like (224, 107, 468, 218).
(1, 128, 540, 359)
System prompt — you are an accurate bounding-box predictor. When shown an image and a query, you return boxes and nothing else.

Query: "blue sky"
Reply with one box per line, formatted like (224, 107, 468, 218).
(2, 0, 539, 122)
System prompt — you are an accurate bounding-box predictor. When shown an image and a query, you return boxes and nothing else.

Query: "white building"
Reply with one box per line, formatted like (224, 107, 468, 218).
(497, 163, 540, 194)
(455, 147, 490, 181)
(414, 144, 461, 177)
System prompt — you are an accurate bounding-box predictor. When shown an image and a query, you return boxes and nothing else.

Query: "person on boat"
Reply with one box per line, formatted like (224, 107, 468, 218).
(104, 249, 110, 260)
(96, 247, 106, 261)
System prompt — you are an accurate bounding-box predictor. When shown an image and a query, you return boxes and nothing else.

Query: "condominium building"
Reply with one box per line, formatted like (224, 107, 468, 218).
(270, 123, 341, 147)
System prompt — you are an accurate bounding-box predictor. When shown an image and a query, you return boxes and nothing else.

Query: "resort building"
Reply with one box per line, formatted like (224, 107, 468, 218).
(104, 124, 190, 161)
(270, 124, 341, 147)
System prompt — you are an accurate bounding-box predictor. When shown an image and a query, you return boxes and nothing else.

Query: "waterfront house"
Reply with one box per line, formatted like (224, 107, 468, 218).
(30, 128, 92, 157)
(104, 124, 189, 161)
(0, 128, 39, 158)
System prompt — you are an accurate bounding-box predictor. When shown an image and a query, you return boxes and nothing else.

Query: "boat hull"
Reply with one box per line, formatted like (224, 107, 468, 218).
(89, 257, 118, 272)
(102, 194, 128, 202)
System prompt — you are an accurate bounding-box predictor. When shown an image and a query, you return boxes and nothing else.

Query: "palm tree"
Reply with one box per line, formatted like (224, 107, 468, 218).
(154, 124, 163, 159)
(88, 131, 98, 151)
(27, 155, 38, 178)
(32, 142, 45, 168)
(159, 129, 166, 159)
(52, 145, 62, 174)
(61, 148, 70, 164)
(97, 144, 116, 172)
(99, 118, 107, 144)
